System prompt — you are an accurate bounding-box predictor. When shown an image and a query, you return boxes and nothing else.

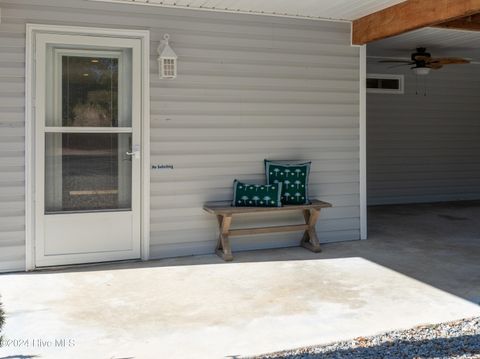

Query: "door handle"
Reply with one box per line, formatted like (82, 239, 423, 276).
(126, 151, 140, 159)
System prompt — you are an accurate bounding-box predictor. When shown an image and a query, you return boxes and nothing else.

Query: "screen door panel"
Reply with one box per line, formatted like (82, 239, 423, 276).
(35, 34, 142, 267)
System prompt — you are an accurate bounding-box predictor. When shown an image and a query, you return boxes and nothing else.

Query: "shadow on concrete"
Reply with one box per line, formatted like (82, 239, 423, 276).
(5, 201, 480, 304)
(251, 334, 480, 359)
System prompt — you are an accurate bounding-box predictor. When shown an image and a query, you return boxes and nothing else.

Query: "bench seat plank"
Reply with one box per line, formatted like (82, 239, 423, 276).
(203, 199, 332, 215)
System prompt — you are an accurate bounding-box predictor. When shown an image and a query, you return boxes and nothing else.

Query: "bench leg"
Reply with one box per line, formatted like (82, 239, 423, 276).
(300, 208, 322, 253)
(216, 214, 233, 261)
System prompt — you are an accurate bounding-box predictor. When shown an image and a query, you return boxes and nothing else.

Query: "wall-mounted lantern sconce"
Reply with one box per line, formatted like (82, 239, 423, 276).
(157, 34, 177, 79)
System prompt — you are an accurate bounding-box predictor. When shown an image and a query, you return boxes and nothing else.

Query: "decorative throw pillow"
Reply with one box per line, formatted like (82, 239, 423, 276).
(265, 160, 311, 205)
(232, 180, 283, 207)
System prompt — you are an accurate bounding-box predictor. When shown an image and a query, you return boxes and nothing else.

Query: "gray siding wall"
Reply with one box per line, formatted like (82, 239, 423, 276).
(0, 0, 360, 272)
(367, 60, 480, 205)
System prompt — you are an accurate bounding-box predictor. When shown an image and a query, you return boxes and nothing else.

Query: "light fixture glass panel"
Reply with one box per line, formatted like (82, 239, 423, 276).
(413, 67, 430, 76)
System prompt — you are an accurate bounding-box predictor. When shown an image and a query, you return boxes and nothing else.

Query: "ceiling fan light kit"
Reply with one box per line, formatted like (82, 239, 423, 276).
(413, 67, 431, 76)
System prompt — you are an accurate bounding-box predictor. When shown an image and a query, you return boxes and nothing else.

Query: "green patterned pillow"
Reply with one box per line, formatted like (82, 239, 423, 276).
(232, 180, 283, 207)
(265, 160, 311, 205)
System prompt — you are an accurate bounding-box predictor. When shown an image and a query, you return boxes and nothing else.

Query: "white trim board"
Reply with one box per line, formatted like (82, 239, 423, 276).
(25, 24, 150, 271)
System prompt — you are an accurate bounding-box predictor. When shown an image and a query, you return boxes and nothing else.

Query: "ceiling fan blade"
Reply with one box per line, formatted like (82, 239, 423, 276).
(388, 63, 412, 69)
(427, 63, 443, 70)
(379, 60, 413, 63)
(428, 57, 470, 65)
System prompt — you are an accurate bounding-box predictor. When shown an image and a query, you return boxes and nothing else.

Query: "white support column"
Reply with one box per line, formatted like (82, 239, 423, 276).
(359, 45, 367, 240)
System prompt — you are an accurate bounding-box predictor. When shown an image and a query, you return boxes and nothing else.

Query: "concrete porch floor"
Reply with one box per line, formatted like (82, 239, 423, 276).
(1, 202, 480, 359)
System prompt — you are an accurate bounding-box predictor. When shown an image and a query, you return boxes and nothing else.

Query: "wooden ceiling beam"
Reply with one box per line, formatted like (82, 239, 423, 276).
(433, 13, 480, 31)
(352, 0, 480, 45)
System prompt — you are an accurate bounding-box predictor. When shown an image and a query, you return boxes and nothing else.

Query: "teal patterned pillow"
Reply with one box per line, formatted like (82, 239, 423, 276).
(232, 180, 282, 207)
(265, 160, 311, 205)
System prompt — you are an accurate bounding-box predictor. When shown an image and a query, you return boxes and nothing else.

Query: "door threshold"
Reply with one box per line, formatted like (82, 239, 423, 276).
(32, 258, 143, 272)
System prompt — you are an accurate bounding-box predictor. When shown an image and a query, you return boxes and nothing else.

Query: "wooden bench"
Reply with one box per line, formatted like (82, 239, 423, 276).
(203, 199, 332, 261)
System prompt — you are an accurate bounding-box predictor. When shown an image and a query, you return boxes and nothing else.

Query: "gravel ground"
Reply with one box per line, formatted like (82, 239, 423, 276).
(249, 317, 480, 359)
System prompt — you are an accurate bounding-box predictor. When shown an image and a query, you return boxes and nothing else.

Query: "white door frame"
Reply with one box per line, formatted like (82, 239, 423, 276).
(25, 24, 150, 270)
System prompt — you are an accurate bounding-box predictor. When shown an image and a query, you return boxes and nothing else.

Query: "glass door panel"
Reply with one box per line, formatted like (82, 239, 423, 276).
(45, 48, 132, 128)
(45, 133, 132, 213)
(62, 56, 119, 127)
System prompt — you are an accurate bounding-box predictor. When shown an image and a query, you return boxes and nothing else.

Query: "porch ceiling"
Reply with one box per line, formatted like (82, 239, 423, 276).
(89, 0, 407, 21)
(368, 27, 480, 62)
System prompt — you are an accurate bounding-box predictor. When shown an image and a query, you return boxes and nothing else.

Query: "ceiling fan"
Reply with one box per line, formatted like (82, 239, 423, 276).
(379, 47, 470, 75)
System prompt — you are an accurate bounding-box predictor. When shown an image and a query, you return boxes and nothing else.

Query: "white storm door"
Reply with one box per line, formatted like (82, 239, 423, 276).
(34, 34, 142, 267)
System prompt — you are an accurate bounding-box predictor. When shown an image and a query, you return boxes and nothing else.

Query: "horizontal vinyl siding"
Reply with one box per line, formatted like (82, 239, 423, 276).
(0, 15, 25, 271)
(367, 61, 480, 205)
(0, 0, 360, 270)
